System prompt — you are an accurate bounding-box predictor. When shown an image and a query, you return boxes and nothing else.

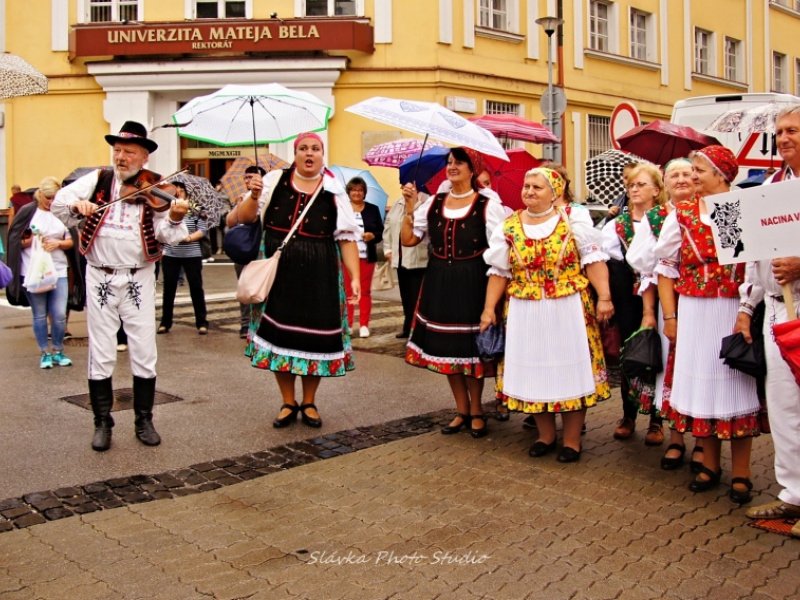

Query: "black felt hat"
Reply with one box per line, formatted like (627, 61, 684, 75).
(104, 121, 158, 153)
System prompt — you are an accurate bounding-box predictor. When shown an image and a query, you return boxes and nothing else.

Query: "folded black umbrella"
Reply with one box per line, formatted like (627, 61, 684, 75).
(720, 332, 766, 378)
(621, 327, 663, 378)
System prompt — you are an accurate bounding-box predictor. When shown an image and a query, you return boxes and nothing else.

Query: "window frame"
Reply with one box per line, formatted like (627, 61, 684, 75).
(796, 58, 800, 96)
(484, 101, 523, 150)
(81, 0, 142, 23)
(587, 114, 612, 160)
(299, 0, 364, 17)
(192, 0, 250, 19)
(628, 8, 651, 62)
(589, 0, 611, 53)
(723, 36, 743, 83)
(773, 52, 788, 93)
(694, 27, 715, 76)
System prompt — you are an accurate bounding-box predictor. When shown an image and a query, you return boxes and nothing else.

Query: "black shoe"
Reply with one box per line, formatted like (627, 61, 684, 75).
(272, 403, 299, 428)
(557, 446, 582, 463)
(135, 417, 161, 446)
(239, 327, 248, 339)
(730, 477, 754, 505)
(690, 445, 704, 474)
(299, 404, 322, 428)
(689, 466, 722, 492)
(522, 415, 538, 430)
(395, 331, 410, 339)
(494, 402, 510, 422)
(470, 415, 488, 438)
(529, 440, 557, 457)
(660, 443, 686, 471)
(441, 413, 471, 434)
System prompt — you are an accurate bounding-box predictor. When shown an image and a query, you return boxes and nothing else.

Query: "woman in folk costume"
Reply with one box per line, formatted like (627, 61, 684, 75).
(401, 147, 507, 439)
(482, 168, 614, 463)
(654, 145, 760, 504)
(627, 158, 706, 472)
(601, 163, 667, 446)
(233, 132, 361, 430)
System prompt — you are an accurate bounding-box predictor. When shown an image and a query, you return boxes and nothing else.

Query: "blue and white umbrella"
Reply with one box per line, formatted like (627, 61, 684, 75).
(328, 166, 389, 219)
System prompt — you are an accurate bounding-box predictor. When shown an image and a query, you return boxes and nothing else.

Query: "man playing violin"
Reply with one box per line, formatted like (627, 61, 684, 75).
(52, 121, 190, 452)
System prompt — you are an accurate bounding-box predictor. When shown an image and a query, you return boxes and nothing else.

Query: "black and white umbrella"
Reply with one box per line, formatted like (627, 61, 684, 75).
(173, 173, 227, 225)
(585, 149, 647, 206)
(0, 53, 48, 100)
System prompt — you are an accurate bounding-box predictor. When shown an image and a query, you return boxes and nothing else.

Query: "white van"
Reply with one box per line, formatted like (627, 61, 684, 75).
(671, 92, 798, 184)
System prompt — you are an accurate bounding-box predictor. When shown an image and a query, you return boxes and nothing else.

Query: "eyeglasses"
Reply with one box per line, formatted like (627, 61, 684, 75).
(626, 182, 655, 191)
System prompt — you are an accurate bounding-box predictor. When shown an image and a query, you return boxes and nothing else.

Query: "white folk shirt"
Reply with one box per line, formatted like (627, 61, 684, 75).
(51, 169, 188, 268)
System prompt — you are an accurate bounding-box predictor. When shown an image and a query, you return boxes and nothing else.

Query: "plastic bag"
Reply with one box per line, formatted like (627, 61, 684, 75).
(371, 261, 394, 291)
(23, 236, 58, 294)
(0, 260, 11, 289)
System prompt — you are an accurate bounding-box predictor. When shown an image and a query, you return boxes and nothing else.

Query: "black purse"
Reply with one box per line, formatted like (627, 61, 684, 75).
(199, 235, 213, 260)
(719, 302, 766, 378)
(476, 322, 505, 359)
(620, 327, 663, 378)
(223, 221, 261, 265)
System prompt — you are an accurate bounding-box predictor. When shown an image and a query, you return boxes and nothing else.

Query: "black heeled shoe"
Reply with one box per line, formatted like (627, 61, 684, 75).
(494, 401, 510, 422)
(557, 446, 582, 463)
(470, 415, 488, 438)
(688, 466, 722, 492)
(730, 477, 754, 505)
(529, 440, 557, 457)
(660, 443, 686, 471)
(299, 404, 323, 428)
(441, 413, 471, 434)
(272, 404, 299, 428)
(690, 445, 704, 474)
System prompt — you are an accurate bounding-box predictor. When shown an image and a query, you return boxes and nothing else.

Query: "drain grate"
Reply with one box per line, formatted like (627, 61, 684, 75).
(61, 388, 183, 412)
(64, 337, 90, 347)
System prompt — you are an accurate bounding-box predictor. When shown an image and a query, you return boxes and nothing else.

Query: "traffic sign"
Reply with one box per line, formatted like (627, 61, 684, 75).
(736, 132, 780, 168)
(610, 102, 641, 150)
(540, 88, 567, 118)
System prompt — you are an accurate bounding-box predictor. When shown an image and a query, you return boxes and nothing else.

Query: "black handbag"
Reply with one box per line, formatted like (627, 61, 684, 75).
(200, 235, 213, 260)
(223, 221, 261, 265)
(476, 322, 505, 359)
(719, 302, 766, 378)
(620, 327, 663, 378)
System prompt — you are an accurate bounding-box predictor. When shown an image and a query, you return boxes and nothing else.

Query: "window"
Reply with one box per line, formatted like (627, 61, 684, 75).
(629, 9, 649, 61)
(724, 37, 742, 82)
(774, 52, 788, 92)
(195, 0, 245, 18)
(773, 0, 800, 11)
(694, 28, 714, 75)
(479, 0, 508, 30)
(485, 101, 522, 149)
(796, 59, 800, 96)
(88, 0, 139, 22)
(588, 115, 611, 159)
(304, 0, 357, 16)
(589, 1, 610, 52)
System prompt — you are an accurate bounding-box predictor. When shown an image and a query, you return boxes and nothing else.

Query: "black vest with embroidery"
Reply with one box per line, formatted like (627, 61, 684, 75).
(263, 169, 337, 240)
(79, 169, 162, 262)
(427, 193, 490, 260)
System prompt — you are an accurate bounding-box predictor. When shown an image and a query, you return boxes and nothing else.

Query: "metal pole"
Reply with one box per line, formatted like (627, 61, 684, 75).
(546, 31, 554, 161)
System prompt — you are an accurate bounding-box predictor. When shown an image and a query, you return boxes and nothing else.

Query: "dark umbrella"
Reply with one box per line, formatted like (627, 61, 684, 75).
(399, 146, 450, 193)
(736, 172, 768, 188)
(617, 120, 720, 166)
(62, 166, 105, 187)
(173, 173, 226, 225)
(584, 149, 647, 206)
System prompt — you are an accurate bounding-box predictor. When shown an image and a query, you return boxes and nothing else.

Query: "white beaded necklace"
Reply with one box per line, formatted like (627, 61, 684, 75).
(525, 206, 555, 219)
(449, 188, 475, 199)
(294, 170, 321, 181)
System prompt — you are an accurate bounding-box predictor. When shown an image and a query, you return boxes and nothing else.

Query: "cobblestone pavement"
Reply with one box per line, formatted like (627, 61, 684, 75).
(1, 270, 798, 600)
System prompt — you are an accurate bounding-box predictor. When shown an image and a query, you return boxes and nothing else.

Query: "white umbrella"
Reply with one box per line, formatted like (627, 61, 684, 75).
(170, 83, 332, 158)
(0, 53, 48, 100)
(345, 97, 509, 161)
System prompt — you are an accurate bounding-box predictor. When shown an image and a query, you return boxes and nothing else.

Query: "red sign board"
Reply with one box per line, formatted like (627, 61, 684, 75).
(69, 19, 374, 60)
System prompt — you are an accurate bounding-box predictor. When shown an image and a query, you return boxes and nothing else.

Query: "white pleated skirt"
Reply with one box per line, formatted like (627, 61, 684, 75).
(670, 295, 759, 419)
(502, 294, 596, 403)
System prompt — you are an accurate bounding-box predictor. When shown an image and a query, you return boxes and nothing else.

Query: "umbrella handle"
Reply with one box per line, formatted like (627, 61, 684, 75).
(411, 133, 429, 189)
(783, 283, 796, 321)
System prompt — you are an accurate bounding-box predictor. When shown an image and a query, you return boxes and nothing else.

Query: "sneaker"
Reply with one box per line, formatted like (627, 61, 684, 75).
(359, 326, 370, 338)
(51, 351, 72, 367)
(40, 353, 53, 369)
(116, 343, 128, 352)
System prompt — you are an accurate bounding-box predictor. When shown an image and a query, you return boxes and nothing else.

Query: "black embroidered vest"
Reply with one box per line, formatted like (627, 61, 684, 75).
(263, 169, 337, 240)
(427, 193, 490, 260)
(79, 169, 162, 262)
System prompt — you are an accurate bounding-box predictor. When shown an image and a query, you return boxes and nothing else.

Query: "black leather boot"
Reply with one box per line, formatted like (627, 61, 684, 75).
(133, 376, 161, 446)
(89, 378, 115, 452)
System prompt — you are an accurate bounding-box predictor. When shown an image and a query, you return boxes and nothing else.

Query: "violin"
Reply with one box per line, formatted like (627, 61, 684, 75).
(119, 169, 179, 212)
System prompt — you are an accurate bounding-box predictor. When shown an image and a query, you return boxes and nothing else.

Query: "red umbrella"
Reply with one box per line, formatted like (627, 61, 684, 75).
(426, 148, 542, 211)
(616, 120, 720, 166)
(468, 114, 559, 144)
(772, 292, 800, 386)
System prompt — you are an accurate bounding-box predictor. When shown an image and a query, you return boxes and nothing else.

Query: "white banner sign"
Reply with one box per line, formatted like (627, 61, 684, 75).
(706, 177, 800, 266)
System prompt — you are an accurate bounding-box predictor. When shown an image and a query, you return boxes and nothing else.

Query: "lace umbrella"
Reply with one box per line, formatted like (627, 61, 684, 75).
(363, 138, 446, 168)
(0, 53, 48, 100)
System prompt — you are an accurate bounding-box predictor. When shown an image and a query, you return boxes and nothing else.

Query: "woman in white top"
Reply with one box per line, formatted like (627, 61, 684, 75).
(17, 177, 74, 369)
(482, 168, 614, 463)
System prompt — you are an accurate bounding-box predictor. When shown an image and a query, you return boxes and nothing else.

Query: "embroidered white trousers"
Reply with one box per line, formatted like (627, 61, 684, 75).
(86, 263, 158, 380)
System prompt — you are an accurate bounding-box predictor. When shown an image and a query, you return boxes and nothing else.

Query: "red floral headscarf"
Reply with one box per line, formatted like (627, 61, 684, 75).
(693, 145, 738, 183)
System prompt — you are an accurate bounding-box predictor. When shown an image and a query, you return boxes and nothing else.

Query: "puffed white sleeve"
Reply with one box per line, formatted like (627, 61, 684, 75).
(411, 195, 435, 242)
(626, 216, 659, 294)
(600, 219, 624, 261)
(483, 218, 512, 278)
(653, 211, 681, 279)
(738, 262, 764, 313)
(570, 208, 608, 266)
(334, 192, 360, 242)
(50, 170, 101, 228)
(154, 210, 190, 245)
(484, 194, 508, 240)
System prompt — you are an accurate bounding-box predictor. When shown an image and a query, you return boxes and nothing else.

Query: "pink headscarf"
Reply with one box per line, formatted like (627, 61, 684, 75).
(293, 132, 325, 153)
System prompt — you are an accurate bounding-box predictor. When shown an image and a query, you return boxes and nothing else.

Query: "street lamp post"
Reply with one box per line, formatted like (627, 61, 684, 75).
(536, 16, 564, 162)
